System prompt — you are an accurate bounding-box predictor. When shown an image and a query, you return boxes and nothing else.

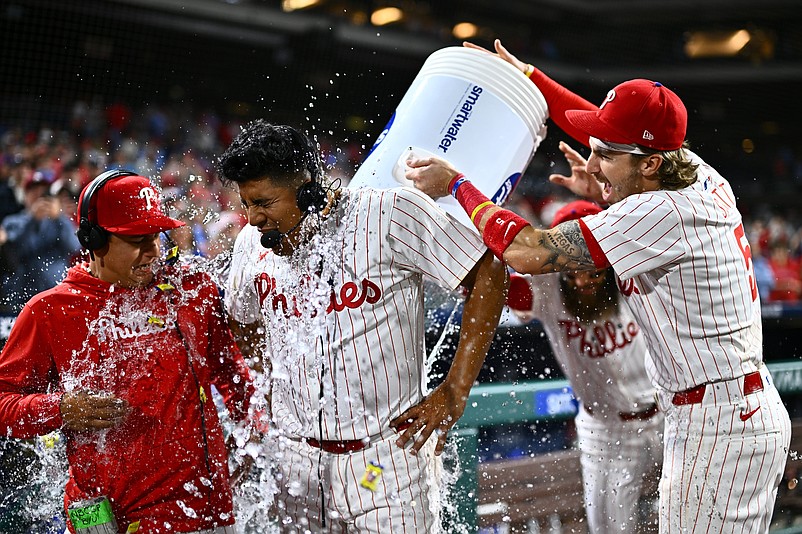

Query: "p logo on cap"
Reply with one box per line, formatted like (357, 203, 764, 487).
(139, 187, 157, 210)
(78, 174, 185, 237)
(599, 89, 616, 110)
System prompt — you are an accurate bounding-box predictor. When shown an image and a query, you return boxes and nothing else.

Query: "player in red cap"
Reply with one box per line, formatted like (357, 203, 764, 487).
(507, 200, 662, 533)
(0, 170, 255, 533)
(407, 40, 791, 533)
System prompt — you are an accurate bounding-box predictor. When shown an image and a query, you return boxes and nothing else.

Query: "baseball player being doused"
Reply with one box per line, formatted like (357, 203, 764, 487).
(407, 39, 791, 534)
(219, 120, 507, 533)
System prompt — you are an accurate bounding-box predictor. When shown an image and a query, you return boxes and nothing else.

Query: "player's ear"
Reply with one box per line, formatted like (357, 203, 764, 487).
(639, 153, 663, 178)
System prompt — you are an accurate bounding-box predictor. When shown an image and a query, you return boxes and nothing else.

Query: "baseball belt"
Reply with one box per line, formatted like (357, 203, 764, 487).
(672, 370, 763, 406)
(617, 403, 659, 421)
(305, 421, 413, 454)
(584, 403, 659, 421)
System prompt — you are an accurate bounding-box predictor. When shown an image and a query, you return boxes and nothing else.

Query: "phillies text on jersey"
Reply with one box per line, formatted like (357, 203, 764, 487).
(226, 186, 486, 441)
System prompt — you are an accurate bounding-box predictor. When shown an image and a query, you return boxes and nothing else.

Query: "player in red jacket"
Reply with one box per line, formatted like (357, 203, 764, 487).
(0, 170, 255, 533)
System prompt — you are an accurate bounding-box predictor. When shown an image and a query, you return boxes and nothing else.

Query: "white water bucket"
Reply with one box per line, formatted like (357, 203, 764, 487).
(347, 46, 548, 230)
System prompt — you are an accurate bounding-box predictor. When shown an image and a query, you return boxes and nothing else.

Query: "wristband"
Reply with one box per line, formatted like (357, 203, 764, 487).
(452, 179, 493, 229)
(470, 201, 494, 223)
(523, 64, 535, 78)
(471, 203, 495, 226)
(448, 173, 466, 197)
(483, 209, 532, 260)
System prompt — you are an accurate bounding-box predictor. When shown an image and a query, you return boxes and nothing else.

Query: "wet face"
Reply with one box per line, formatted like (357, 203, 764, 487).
(586, 148, 651, 204)
(562, 269, 608, 298)
(94, 233, 161, 288)
(238, 177, 303, 257)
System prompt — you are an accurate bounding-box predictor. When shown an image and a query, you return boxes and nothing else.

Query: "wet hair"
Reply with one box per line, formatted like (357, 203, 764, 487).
(632, 141, 699, 190)
(217, 119, 320, 188)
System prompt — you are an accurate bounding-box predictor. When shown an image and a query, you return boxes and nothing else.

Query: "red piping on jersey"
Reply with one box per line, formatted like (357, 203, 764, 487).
(579, 219, 610, 269)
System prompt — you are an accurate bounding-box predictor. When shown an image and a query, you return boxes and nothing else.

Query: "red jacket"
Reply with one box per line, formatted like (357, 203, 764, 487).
(0, 264, 254, 533)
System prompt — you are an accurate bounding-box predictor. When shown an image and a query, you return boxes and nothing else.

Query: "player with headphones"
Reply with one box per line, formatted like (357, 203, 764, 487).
(256, 128, 328, 250)
(220, 120, 506, 532)
(0, 169, 256, 533)
(76, 169, 184, 259)
(217, 123, 330, 254)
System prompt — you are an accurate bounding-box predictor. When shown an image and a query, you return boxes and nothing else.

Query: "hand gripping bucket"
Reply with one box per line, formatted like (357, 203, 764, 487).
(348, 46, 548, 229)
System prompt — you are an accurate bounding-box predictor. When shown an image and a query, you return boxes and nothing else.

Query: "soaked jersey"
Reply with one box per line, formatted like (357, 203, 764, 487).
(581, 151, 762, 391)
(226, 186, 486, 441)
(0, 264, 252, 533)
(519, 273, 654, 415)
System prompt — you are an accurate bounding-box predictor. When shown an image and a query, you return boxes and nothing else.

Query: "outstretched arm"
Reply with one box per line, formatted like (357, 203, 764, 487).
(502, 219, 597, 274)
(391, 250, 507, 455)
(406, 157, 602, 275)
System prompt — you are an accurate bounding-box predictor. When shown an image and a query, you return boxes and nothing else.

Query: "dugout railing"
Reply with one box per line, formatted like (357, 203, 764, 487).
(452, 359, 802, 533)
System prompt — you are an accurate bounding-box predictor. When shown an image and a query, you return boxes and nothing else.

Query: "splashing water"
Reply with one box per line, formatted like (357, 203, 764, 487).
(422, 284, 474, 533)
(220, 194, 474, 531)
(0, 432, 68, 531)
(7, 196, 477, 531)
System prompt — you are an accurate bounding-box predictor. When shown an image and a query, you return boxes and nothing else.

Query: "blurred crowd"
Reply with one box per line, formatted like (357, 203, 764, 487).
(1, 98, 801, 314)
(0, 100, 366, 314)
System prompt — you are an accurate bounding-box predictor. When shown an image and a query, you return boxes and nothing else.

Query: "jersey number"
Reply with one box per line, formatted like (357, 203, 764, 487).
(734, 223, 758, 302)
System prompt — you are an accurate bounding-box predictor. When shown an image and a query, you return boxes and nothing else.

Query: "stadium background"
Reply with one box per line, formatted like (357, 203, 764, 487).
(2, 0, 802, 532)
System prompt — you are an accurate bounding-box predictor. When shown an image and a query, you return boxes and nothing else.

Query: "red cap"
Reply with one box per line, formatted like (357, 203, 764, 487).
(565, 79, 687, 151)
(551, 200, 602, 228)
(78, 174, 185, 235)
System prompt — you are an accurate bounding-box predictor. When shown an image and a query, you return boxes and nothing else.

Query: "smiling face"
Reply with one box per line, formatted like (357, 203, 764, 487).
(585, 148, 661, 204)
(238, 177, 304, 257)
(560, 266, 619, 320)
(93, 233, 161, 288)
(562, 269, 608, 298)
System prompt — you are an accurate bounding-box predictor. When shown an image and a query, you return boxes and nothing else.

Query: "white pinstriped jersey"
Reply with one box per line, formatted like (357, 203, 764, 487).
(521, 273, 655, 415)
(582, 151, 762, 392)
(226, 186, 486, 441)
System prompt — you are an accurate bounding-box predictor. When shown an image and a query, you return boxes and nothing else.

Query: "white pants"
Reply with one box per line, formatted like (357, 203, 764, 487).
(64, 525, 236, 534)
(185, 527, 238, 534)
(273, 433, 442, 533)
(576, 406, 663, 534)
(656, 366, 791, 533)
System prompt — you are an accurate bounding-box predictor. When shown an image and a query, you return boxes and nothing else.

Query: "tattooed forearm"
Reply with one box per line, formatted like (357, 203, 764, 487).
(540, 221, 596, 271)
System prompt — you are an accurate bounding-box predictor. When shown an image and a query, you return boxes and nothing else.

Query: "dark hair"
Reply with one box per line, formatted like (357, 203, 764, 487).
(560, 267, 619, 322)
(217, 119, 319, 187)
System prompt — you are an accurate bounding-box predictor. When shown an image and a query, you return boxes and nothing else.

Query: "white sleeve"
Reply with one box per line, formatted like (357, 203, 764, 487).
(387, 187, 487, 290)
(225, 225, 261, 324)
(582, 193, 687, 281)
(526, 272, 560, 316)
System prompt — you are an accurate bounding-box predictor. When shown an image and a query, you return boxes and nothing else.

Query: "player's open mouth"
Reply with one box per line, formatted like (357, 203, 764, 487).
(598, 178, 612, 198)
(133, 263, 153, 273)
